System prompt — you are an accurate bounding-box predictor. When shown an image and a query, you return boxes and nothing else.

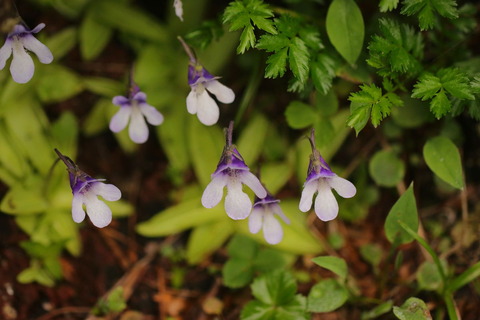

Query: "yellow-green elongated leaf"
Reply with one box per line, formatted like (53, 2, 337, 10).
(385, 183, 418, 244)
(236, 113, 269, 165)
(0, 124, 29, 181)
(326, 0, 364, 65)
(423, 136, 464, 189)
(44, 27, 77, 60)
(36, 65, 84, 103)
(0, 185, 48, 215)
(51, 112, 78, 159)
(260, 161, 293, 195)
(188, 119, 224, 188)
(186, 219, 235, 264)
(136, 198, 225, 237)
(80, 11, 113, 60)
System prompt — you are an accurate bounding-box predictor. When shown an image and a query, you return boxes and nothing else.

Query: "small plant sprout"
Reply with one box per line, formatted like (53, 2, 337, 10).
(201, 122, 267, 219)
(299, 129, 356, 221)
(173, 0, 183, 21)
(249, 193, 290, 245)
(55, 149, 122, 228)
(109, 83, 164, 144)
(0, 23, 53, 83)
(178, 36, 235, 126)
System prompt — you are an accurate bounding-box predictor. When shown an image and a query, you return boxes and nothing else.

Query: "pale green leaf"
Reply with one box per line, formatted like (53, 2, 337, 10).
(423, 136, 463, 189)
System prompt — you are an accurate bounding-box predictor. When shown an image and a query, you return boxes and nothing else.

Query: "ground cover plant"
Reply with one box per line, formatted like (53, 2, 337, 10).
(0, 0, 479, 319)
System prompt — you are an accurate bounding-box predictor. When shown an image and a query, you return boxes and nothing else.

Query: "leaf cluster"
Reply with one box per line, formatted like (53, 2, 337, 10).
(401, 0, 458, 30)
(411, 68, 475, 119)
(223, 0, 277, 54)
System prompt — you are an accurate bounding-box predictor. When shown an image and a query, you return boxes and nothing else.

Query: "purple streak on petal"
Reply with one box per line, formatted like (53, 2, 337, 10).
(215, 148, 249, 174)
(71, 194, 86, 223)
(112, 95, 130, 106)
(0, 39, 13, 70)
(22, 34, 53, 64)
(128, 107, 149, 143)
(225, 181, 252, 220)
(254, 194, 280, 207)
(248, 207, 263, 234)
(10, 42, 34, 83)
(188, 64, 216, 86)
(201, 173, 228, 208)
(314, 180, 338, 221)
(109, 107, 132, 133)
(328, 176, 356, 198)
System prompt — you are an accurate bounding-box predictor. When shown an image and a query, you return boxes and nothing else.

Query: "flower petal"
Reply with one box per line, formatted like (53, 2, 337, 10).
(10, 42, 34, 83)
(140, 104, 164, 126)
(196, 90, 219, 126)
(174, 0, 184, 21)
(0, 40, 13, 70)
(270, 203, 290, 224)
(299, 179, 318, 212)
(112, 96, 130, 106)
(109, 107, 131, 133)
(132, 91, 147, 103)
(239, 171, 267, 199)
(205, 80, 235, 104)
(248, 207, 263, 234)
(84, 195, 113, 228)
(186, 90, 198, 114)
(30, 23, 46, 34)
(263, 211, 283, 244)
(201, 173, 228, 208)
(22, 34, 53, 64)
(90, 182, 122, 201)
(72, 194, 86, 223)
(314, 180, 338, 221)
(328, 176, 356, 198)
(225, 181, 252, 220)
(128, 107, 149, 143)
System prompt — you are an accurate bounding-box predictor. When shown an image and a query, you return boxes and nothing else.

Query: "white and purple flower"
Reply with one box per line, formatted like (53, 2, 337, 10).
(55, 149, 121, 228)
(109, 86, 164, 144)
(249, 194, 290, 245)
(0, 23, 53, 83)
(299, 130, 356, 221)
(201, 122, 266, 219)
(173, 0, 183, 21)
(179, 37, 235, 126)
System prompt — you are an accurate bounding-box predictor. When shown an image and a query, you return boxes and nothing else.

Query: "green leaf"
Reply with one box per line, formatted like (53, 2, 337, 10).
(307, 278, 349, 312)
(44, 27, 77, 60)
(223, 258, 255, 288)
(311, 256, 348, 281)
(311, 54, 337, 95)
(0, 184, 48, 215)
(417, 260, 446, 291)
(448, 261, 480, 292)
(285, 101, 318, 129)
(188, 119, 224, 188)
(393, 297, 432, 320)
(288, 37, 309, 84)
(423, 136, 464, 189)
(241, 295, 308, 320)
(36, 65, 84, 103)
(264, 47, 288, 78)
(51, 112, 78, 160)
(379, 0, 399, 12)
(91, 0, 167, 42)
(359, 244, 383, 269)
(186, 219, 235, 264)
(326, 0, 364, 65)
(83, 77, 124, 97)
(227, 234, 259, 260)
(384, 183, 419, 244)
(136, 198, 226, 237)
(361, 301, 393, 320)
(251, 270, 297, 306)
(237, 113, 269, 165)
(369, 150, 405, 187)
(401, 0, 458, 30)
(80, 10, 113, 60)
(367, 18, 423, 75)
(223, 0, 276, 54)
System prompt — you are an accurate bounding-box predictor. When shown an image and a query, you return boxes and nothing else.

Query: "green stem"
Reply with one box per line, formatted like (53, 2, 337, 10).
(444, 292, 459, 320)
